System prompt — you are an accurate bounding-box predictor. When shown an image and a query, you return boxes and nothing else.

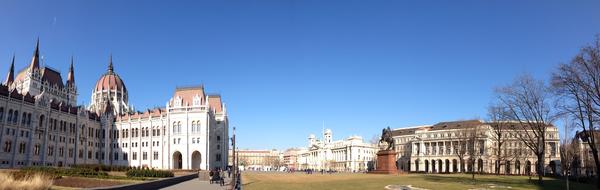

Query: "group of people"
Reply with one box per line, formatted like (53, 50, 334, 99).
(299, 168, 339, 174)
(208, 168, 230, 186)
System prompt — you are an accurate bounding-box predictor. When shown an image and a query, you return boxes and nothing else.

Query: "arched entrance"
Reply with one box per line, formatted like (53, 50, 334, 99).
(515, 160, 521, 175)
(478, 159, 483, 173)
(438, 159, 443, 173)
(550, 161, 557, 174)
(431, 160, 436, 173)
(506, 161, 511, 174)
(525, 161, 532, 175)
(191, 151, 202, 170)
(415, 159, 420, 172)
(452, 159, 458, 173)
(173, 151, 183, 169)
(425, 160, 429, 173)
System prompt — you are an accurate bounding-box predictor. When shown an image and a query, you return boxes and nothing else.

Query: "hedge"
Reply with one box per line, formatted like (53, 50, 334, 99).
(15, 166, 108, 179)
(72, 164, 130, 172)
(126, 168, 174, 178)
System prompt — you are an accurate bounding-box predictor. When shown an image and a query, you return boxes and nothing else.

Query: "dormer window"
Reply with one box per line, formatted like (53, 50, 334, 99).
(193, 95, 201, 106)
(174, 96, 182, 107)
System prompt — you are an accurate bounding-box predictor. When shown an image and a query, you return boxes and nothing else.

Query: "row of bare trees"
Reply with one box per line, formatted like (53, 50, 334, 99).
(491, 36, 600, 188)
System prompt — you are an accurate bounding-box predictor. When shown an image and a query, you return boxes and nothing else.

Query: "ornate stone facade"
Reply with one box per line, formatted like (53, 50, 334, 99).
(392, 120, 561, 175)
(295, 129, 377, 172)
(0, 40, 229, 170)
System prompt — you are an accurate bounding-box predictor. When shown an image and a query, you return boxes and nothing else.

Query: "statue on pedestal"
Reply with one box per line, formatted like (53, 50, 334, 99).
(371, 126, 398, 174)
(379, 126, 395, 151)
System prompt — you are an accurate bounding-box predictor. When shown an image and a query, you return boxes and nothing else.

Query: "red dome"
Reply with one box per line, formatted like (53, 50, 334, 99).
(95, 73, 127, 92)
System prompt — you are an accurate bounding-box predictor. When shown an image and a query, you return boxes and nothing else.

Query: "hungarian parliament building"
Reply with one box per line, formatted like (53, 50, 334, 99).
(0, 40, 229, 170)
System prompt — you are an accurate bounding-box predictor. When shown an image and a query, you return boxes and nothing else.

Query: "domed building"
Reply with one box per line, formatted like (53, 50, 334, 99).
(88, 56, 132, 115)
(0, 39, 229, 171)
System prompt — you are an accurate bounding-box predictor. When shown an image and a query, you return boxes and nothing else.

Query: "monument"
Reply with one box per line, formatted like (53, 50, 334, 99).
(370, 127, 399, 174)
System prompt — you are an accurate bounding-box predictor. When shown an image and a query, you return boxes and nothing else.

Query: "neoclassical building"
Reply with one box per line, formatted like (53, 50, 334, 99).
(0, 40, 229, 170)
(295, 129, 377, 172)
(391, 120, 561, 175)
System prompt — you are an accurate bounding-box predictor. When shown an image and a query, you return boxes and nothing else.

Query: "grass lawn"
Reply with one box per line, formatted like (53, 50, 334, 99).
(242, 172, 595, 190)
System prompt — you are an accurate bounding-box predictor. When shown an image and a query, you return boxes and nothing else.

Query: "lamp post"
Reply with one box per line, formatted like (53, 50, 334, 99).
(230, 126, 236, 189)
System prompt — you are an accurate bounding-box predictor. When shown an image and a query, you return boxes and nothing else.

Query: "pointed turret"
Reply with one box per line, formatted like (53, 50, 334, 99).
(29, 38, 40, 71)
(108, 54, 114, 73)
(4, 55, 15, 86)
(67, 56, 75, 87)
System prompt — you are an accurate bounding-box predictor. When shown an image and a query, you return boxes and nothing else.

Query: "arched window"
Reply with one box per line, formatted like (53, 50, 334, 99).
(191, 121, 196, 132)
(27, 113, 32, 127)
(39, 115, 45, 128)
(172, 122, 177, 134)
(177, 122, 181, 133)
(7, 110, 13, 124)
(13, 110, 18, 124)
(0, 107, 4, 122)
(21, 112, 27, 125)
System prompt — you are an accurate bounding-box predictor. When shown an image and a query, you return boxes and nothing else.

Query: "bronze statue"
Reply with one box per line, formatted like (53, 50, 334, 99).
(379, 126, 395, 151)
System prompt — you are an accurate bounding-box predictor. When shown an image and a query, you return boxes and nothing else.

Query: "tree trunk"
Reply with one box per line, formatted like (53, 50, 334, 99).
(537, 154, 544, 185)
(592, 148, 600, 189)
(566, 172, 569, 190)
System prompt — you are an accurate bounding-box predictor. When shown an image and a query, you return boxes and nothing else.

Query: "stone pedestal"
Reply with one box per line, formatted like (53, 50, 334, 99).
(370, 150, 398, 174)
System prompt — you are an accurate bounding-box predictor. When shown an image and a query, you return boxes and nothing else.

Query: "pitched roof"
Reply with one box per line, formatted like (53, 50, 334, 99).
(41, 67, 65, 88)
(429, 120, 483, 131)
(172, 85, 205, 106)
(207, 95, 223, 113)
(4, 55, 14, 86)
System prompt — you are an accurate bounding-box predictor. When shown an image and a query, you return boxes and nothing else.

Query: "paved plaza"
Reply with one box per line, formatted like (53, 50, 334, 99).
(161, 176, 232, 190)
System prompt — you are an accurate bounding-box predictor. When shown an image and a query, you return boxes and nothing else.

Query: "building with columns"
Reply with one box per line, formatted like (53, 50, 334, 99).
(391, 120, 561, 175)
(0, 40, 229, 170)
(229, 149, 282, 171)
(295, 129, 377, 172)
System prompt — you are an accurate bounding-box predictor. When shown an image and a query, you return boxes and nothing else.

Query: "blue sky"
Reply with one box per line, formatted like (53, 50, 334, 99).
(1, 0, 600, 150)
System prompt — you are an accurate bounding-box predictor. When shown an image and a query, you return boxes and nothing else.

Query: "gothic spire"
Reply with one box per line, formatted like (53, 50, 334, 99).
(28, 38, 40, 71)
(108, 54, 114, 73)
(67, 56, 75, 87)
(4, 54, 15, 86)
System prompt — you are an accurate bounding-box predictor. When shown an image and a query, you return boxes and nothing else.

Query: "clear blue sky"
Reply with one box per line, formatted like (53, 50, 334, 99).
(1, 0, 599, 150)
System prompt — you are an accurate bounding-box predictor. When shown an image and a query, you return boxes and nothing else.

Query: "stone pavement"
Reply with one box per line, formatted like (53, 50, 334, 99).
(160, 175, 232, 190)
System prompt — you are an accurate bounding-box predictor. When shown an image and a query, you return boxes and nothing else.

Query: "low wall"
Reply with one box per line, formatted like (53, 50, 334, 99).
(87, 173, 197, 190)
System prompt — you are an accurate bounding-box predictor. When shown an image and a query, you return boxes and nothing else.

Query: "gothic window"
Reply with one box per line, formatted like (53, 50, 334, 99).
(7, 110, 12, 124)
(191, 121, 196, 132)
(4, 141, 12, 152)
(177, 122, 182, 133)
(12, 110, 18, 124)
(172, 122, 177, 134)
(34, 144, 40, 155)
(21, 113, 26, 126)
(0, 107, 3, 122)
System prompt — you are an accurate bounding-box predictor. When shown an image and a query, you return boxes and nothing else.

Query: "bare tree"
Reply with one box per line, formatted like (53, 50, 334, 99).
(370, 134, 380, 145)
(552, 36, 600, 188)
(451, 130, 469, 173)
(488, 105, 512, 175)
(465, 126, 484, 179)
(560, 119, 577, 190)
(496, 74, 558, 184)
